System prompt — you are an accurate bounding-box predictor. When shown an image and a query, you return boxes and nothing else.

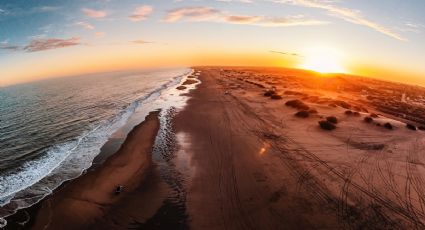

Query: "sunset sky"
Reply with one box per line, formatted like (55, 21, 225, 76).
(1, 0, 424, 86)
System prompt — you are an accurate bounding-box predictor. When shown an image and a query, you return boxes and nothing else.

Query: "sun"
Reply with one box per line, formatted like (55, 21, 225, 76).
(300, 47, 346, 74)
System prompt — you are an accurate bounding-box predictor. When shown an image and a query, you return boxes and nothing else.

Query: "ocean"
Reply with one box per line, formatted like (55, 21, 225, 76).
(0, 68, 193, 224)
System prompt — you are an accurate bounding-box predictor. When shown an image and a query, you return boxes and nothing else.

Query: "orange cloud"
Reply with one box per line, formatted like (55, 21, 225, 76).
(164, 7, 220, 22)
(82, 8, 106, 18)
(131, 40, 154, 44)
(129, 5, 153, 21)
(225, 15, 262, 24)
(75, 21, 94, 30)
(164, 6, 326, 26)
(24, 37, 81, 52)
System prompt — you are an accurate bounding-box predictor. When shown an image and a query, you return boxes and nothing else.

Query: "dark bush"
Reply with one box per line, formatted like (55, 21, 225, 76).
(345, 110, 353, 115)
(285, 99, 309, 110)
(419, 126, 425, 131)
(270, 94, 283, 100)
(295, 110, 310, 118)
(384, 122, 393, 130)
(308, 108, 318, 114)
(370, 113, 379, 118)
(326, 116, 338, 124)
(264, 90, 275, 97)
(353, 111, 361, 117)
(406, 124, 417, 130)
(364, 117, 373, 123)
(319, 120, 336, 130)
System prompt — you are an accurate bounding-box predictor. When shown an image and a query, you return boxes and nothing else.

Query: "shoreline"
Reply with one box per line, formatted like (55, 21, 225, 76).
(3, 69, 198, 229)
(0, 68, 193, 228)
(6, 111, 162, 229)
(34, 110, 161, 229)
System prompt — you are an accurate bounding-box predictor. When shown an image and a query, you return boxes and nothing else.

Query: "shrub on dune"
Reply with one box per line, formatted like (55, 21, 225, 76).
(319, 120, 336, 130)
(353, 111, 361, 117)
(285, 99, 309, 110)
(326, 116, 338, 124)
(308, 108, 318, 114)
(370, 113, 379, 118)
(295, 110, 309, 118)
(345, 110, 353, 115)
(384, 122, 393, 130)
(270, 94, 283, 100)
(364, 117, 373, 123)
(264, 90, 275, 97)
(419, 126, 425, 131)
(406, 124, 417, 130)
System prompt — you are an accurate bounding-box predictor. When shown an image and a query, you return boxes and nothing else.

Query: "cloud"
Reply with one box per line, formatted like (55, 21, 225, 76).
(129, 5, 153, 21)
(216, 0, 253, 3)
(34, 6, 61, 12)
(24, 37, 81, 52)
(400, 22, 424, 33)
(164, 7, 326, 27)
(257, 15, 327, 27)
(0, 40, 20, 51)
(272, 0, 406, 41)
(164, 7, 221, 22)
(131, 40, 154, 44)
(0, 45, 20, 51)
(95, 32, 106, 38)
(82, 8, 107, 18)
(225, 15, 262, 24)
(270, 50, 303, 57)
(75, 21, 95, 30)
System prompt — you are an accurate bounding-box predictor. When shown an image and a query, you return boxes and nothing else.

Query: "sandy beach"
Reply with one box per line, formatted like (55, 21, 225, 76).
(8, 67, 425, 229)
(27, 111, 162, 229)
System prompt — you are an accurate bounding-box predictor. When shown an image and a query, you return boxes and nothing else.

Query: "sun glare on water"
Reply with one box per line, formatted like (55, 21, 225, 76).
(300, 47, 346, 74)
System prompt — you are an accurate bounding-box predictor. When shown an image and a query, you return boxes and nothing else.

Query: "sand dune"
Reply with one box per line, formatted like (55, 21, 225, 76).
(174, 67, 425, 229)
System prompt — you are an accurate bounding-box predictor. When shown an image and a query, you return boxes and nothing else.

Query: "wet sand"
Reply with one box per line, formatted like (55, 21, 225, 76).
(30, 111, 163, 230)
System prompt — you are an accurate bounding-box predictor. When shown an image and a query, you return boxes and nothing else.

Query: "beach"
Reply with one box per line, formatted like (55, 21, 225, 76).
(26, 111, 161, 229)
(7, 67, 425, 229)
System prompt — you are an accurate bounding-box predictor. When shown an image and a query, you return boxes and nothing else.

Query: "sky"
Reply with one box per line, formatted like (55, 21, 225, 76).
(0, 0, 424, 86)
